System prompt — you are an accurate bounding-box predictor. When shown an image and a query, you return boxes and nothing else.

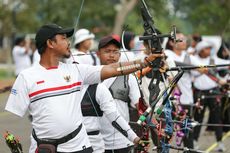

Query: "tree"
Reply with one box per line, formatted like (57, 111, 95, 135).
(170, 0, 230, 40)
(112, 0, 138, 35)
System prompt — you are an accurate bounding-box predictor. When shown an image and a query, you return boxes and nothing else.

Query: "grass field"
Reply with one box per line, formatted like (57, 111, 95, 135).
(0, 69, 14, 80)
(0, 69, 15, 90)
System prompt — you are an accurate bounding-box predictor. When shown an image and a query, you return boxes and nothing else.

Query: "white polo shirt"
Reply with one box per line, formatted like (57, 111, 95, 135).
(81, 84, 117, 132)
(165, 50, 201, 104)
(140, 55, 177, 111)
(66, 49, 99, 65)
(32, 50, 40, 65)
(12, 45, 32, 75)
(81, 84, 117, 153)
(5, 62, 102, 152)
(193, 55, 230, 90)
(100, 74, 140, 149)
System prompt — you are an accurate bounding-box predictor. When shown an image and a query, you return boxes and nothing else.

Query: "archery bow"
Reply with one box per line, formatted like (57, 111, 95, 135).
(4, 131, 23, 153)
(138, 0, 183, 152)
(70, 2, 142, 153)
(167, 63, 230, 71)
(121, 28, 151, 153)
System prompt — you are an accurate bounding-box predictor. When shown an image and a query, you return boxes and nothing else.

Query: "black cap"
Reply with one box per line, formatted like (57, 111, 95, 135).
(35, 23, 74, 49)
(98, 35, 121, 49)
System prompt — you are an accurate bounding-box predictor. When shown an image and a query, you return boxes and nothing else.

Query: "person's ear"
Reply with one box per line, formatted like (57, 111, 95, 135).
(47, 39, 54, 49)
(96, 51, 100, 57)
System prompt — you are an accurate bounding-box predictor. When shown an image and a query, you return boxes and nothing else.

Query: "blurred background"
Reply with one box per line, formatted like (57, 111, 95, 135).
(0, 0, 229, 152)
(0, 0, 229, 66)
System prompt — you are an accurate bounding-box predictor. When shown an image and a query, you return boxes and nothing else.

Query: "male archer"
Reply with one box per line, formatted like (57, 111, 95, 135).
(97, 35, 141, 153)
(5, 23, 163, 153)
(67, 34, 141, 153)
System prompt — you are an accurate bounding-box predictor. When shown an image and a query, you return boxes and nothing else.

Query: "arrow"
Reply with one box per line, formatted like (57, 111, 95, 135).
(167, 64, 230, 71)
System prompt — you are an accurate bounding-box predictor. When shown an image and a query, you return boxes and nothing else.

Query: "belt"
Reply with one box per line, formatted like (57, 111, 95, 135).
(195, 87, 220, 94)
(87, 130, 100, 135)
(32, 123, 82, 145)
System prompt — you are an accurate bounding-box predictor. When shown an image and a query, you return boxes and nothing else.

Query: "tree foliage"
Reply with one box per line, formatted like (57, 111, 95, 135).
(0, 0, 229, 40)
(170, 0, 230, 40)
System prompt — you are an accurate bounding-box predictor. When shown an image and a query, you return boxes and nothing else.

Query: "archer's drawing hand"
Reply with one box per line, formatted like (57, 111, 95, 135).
(159, 60, 167, 73)
(198, 67, 208, 74)
(144, 53, 165, 66)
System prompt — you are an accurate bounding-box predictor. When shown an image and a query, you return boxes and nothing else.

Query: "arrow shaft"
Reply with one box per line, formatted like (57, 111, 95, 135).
(197, 123, 230, 127)
(167, 64, 230, 71)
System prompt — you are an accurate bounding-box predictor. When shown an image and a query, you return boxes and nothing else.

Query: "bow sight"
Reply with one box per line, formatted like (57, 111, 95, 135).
(138, 0, 179, 107)
(139, 0, 177, 54)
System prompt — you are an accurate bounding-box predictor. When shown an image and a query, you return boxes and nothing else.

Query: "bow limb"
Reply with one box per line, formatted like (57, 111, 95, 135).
(71, 0, 85, 39)
(137, 70, 184, 152)
(121, 29, 151, 153)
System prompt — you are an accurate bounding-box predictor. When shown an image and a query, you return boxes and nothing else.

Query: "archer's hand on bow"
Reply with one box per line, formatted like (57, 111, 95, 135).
(144, 53, 165, 66)
(159, 58, 167, 73)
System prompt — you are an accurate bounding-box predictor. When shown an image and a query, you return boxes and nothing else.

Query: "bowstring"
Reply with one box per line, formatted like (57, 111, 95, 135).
(70, 0, 101, 118)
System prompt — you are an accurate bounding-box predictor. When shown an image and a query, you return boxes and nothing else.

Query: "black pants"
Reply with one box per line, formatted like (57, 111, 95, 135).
(105, 146, 132, 153)
(181, 105, 194, 151)
(193, 88, 223, 142)
(57, 147, 93, 153)
(221, 96, 230, 132)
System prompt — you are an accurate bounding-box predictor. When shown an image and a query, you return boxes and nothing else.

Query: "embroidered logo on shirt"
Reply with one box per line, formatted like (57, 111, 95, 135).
(36, 80, 45, 84)
(11, 89, 17, 95)
(64, 75, 71, 82)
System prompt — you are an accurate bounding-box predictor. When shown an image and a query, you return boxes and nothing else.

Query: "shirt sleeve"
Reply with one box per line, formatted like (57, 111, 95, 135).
(128, 74, 141, 107)
(95, 83, 117, 115)
(166, 56, 178, 77)
(190, 55, 202, 76)
(106, 112, 138, 143)
(214, 56, 230, 70)
(190, 55, 202, 66)
(5, 74, 30, 117)
(77, 64, 103, 85)
(14, 46, 26, 55)
(97, 83, 138, 142)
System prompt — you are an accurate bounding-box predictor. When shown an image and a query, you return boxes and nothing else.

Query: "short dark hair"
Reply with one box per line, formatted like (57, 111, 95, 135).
(74, 43, 80, 49)
(38, 44, 47, 55)
(192, 33, 202, 42)
(165, 31, 183, 50)
(37, 36, 57, 55)
(124, 31, 135, 50)
(217, 41, 229, 59)
(14, 36, 25, 45)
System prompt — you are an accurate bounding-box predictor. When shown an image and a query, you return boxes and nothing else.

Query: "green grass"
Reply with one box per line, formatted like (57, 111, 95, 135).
(0, 69, 14, 80)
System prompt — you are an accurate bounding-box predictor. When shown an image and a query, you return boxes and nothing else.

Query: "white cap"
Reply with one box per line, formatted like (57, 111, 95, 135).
(195, 41, 212, 53)
(74, 29, 95, 45)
